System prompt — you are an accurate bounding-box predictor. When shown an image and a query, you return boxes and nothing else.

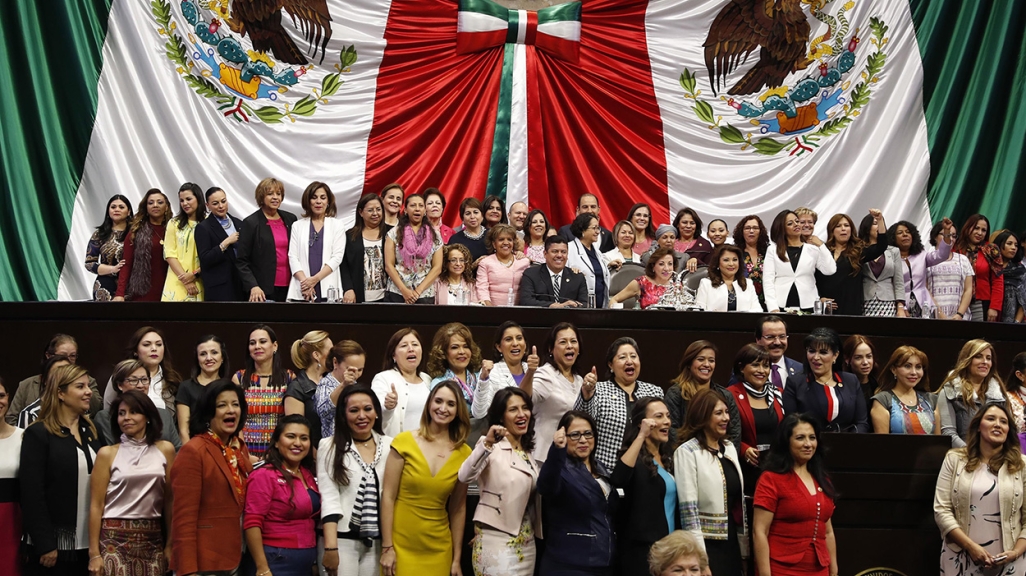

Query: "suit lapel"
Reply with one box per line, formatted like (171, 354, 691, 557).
(203, 440, 246, 507)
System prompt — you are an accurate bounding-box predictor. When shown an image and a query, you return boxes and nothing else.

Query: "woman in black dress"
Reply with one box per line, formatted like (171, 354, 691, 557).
(814, 210, 888, 315)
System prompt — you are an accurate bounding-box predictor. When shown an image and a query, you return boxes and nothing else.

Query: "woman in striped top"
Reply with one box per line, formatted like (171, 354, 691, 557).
(233, 324, 294, 460)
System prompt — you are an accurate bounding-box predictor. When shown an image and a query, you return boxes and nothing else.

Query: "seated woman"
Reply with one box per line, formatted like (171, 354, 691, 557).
(476, 224, 531, 306)
(641, 224, 689, 267)
(672, 208, 714, 271)
(608, 247, 677, 309)
(602, 220, 640, 273)
(95, 359, 182, 449)
(763, 210, 836, 313)
(706, 219, 730, 248)
(567, 213, 612, 308)
(696, 244, 762, 312)
(871, 346, 938, 434)
(783, 327, 869, 433)
(473, 322, 538, 420)
(384, 193, 443, 304)
(434, 244, 477, 305)
(628, 203, 656, 256)
(842, 334, 879, 407)
(937, 339, 1006, 447)
(647, 531, 710, 576)
(537, 410, 617, 575)
(522, 209, 550, 264)
(427, 322, 492, 409)
(287, 181, 346, 302)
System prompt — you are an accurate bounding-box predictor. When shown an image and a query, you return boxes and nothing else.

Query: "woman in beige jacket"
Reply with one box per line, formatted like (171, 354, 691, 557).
(934, 403, 1026, 573)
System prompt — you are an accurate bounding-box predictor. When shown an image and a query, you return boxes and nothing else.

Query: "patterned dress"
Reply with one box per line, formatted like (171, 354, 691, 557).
(927, 253, 975, 320)
(234, 369, 295, 458)
(940, 467, 1026, 576)
(85, 229, 127, 301)
(743, 251, 765, 309)
(871, 390, 937, 434)
(637, 275, 670, 309)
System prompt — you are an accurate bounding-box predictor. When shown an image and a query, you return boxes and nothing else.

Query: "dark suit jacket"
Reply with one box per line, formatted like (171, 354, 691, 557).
(518, 264, 589, 307)
(610, 451, 673, 544)
(339, 224, 393, 303)
(557, 224, 615, 252)
(170, 435, 253, 575)
(783, 371, 869, 433)
(195, 214, 244, 301)
(235, 209, 298, 296)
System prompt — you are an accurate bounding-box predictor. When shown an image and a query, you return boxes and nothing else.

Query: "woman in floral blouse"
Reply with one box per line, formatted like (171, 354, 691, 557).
(733, 215, 769, 310)
(85, 194, 133, 301)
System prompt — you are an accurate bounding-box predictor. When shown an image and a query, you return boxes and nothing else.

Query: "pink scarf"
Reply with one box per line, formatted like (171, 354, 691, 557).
(400, 224, 435, 270)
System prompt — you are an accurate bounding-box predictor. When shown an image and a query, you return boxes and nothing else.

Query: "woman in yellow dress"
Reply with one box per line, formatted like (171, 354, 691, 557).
(162, 183, 206, 301)
(380, 380, 472, 576)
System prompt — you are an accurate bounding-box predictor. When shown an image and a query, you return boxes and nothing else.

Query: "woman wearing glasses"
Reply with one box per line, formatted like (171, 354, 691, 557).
(95, 360, 182, 449)
(567, 214, 611, 308)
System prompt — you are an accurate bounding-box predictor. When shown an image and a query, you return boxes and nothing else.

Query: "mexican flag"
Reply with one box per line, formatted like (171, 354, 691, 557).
(0, 0, 1020, 301)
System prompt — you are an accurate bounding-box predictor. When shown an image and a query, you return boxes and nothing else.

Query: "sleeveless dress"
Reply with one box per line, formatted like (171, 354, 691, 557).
(637, 276, 670, 309)
(940, 467, 1026, 575)
(391, 431, 472, 576)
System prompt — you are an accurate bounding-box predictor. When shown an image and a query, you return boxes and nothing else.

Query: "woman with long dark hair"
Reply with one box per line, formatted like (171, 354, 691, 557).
(936, 403, 1026, 572)
(842, 334, 880, 407)
(85, 194, 133, 301)
(954, 214, 992, 320)
(458, 388, 540, 575)
(537, 410, 617, 576)
(674, 389, 745, 576)
(627, 203, 656, 256)
(762, 209, 835, 313)
(482, 195, 508, 228)
(103, 327, 182, 416)
(384, 193, 443, 304)
(88, 390, 175, 576)
(532, 323, 596, 464)
(732, 215, 769, 309)
(612, 397, 676, 576)
(161, 182, 207, 301)
(176, 335, 230, 442)
(318, 385, 392, 576)
(991, 229, 1026, 323)
(522, 209, 551, 264)
(245, 415, 321, 576)
(814, 210, 887, 315)
(341, 193, 393, 303)
(752, 413, 838, 576)
(696, 244, 762, 312)
(232, 324, 296, 459)
(115, 189, 172, 301)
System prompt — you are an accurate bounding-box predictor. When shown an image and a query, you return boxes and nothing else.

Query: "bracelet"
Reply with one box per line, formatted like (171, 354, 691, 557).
(382, 545, 394, 551)
(258, 570, 271, 576)
(90, 555, 101, 560)
(324, 547, 338, 551)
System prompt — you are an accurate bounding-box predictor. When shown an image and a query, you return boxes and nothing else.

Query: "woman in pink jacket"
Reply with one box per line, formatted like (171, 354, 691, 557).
(244, 415, 321, 576)
(476, 224, 530, 306)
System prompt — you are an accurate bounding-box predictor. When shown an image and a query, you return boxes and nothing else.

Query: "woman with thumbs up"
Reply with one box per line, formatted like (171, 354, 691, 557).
(532, 323, 595, 465)
(372, 328, 431, 437)
(472, 322, 540, 419)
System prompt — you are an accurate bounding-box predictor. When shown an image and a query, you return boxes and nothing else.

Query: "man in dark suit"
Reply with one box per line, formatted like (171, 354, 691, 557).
(556, 193, 615, 252)
(194, 187, 244, 301)
(755, 315, 803, 388)
(519, 236, 589, 307)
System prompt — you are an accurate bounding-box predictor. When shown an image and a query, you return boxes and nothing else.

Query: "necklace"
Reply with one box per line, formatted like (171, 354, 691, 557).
(464, 228, 485, 240)
(353, 435, 375, 448)
(498, 255, 514, 268)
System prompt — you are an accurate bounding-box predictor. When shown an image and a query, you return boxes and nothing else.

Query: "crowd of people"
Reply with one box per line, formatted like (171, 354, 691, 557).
(2, 316, 1026, 576)
(85, 180, 1026, 322)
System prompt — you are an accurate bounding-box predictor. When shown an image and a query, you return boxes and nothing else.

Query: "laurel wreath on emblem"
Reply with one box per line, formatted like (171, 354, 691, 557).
(150, 0, 357, 124)
(680, 8, 888, 157)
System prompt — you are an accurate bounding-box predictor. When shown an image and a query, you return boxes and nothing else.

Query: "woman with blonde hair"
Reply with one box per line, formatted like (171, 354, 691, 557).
(20, 365, 104, 573)
(937, 339, 1006, 447)
(315, 340, 367, 439)
(434, 244, 477, 305)
(664, 340, 740, 444)
(871, 346, 939, 434)
(935, 403, 1026, 572)
(648, 530, 710, 576)
(379, 381, 472, 576)
(286, 330, 333, 445)
(427, 323, 492, 409)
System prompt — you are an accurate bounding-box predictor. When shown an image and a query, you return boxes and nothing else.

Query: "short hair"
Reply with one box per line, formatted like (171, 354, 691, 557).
(604, 337, 640, 380)
(644, 247, 677, 279)
(300, 181, 337, 218)
(755, 315, 788, 340)
(877, 345, 930, 393)
(707, 244, 747, 290)
(422, 187, 446, 209)
(1006, 352, 1026, 394)
(795, 207, 818, 223)
(732, 344, 771, 379)
(544, 234, 568, 251)
(485, 224, 517, 253)
(611, 220, 635, 249)
(291, 330, 331, 370)
(191, 335, 230, 380)
(486, 387, 536, 452)
(706, 218, 728, 237)
(189, 380, 248, 438)
(577, 193, 599, 209)
(441, 244, 475, 283)
(459, 197, 483, 219)
(204, 186, 224, 202)
(37, 354, 72, 397)
(112, 359, 148, 393)
(569, 213, 598, 239)
(427, 323, 482, 378)
(43, 333, 77, 367)
(254, 177, 285, 208)
(419, 380, 470, 445)
(544, 322, 582, 375)
(672, 208, 704, 238)
(327, 340, 366, 372)
(382, 328, 422, 371)
(648, 531, 709, 575)
(111, 389, 162, 445)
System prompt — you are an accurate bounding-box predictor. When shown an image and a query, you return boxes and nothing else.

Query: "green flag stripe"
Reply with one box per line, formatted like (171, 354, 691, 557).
(0, 0, 111, 300)
(506, 10, 519, 44)
(484, 44, 516, 203)
(460, 0, 509, 22)
(537, 2, 581, 25)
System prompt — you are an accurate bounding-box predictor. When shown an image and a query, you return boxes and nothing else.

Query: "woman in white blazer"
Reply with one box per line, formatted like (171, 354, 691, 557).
(287, 182, 346, 301)
(318, 385, 394, 576)
(763, 210, 837, 312)
(566, 214, 612, 308)
(370, 328, 432, 437)
(696, 245, 763, 312)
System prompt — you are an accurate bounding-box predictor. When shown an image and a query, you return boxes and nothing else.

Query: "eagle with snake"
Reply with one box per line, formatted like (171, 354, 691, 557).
(227, 0, 333, 65)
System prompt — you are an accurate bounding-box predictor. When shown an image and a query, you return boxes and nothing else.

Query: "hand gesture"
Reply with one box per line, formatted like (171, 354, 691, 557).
(343, 366, 361, 386)
(480, 360, 494, 381)
(381, 547, 397, 576)
(639, 418, 658, 440)
(868, 208, 882, 221)
(526, 346, 540, 372)
(582, 366, 598, 399)
(226, 231, 240, 246)
(553, 426, 567, 448)
(384, 384, 398, 410)
(807, 235, 824, 247)
(249, 286, 266, 302)
(484, 425, 507, 448)
(686, 257, 699, 273)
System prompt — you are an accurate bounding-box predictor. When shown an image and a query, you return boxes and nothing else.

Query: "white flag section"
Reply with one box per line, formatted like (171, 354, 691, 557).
(58, 0, 395, 300)
(58, 0, 933, 299)
(646, 0, 931, 232)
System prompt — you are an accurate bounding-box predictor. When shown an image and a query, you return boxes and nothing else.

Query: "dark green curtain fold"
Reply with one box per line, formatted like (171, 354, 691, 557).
(0, 0, 111, 301)
(910, 0, 1026, 232)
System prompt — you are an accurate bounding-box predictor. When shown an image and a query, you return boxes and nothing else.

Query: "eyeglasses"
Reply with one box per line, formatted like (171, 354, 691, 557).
(586, 225, 601, 231)
(123, 376, 150, 387)
(743, 226, 760, 232)
(448, 258, 465, 265)
(567, 431, 594, 441)
(760, 335, 788, 342)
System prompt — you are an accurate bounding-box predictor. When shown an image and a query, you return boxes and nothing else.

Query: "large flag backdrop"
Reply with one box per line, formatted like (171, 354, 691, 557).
(0, 0, 1023, 301)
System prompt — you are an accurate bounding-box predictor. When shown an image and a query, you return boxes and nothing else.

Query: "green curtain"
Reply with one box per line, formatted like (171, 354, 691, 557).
(0, 0, 111, 301)
(910, 0, 1026, 232)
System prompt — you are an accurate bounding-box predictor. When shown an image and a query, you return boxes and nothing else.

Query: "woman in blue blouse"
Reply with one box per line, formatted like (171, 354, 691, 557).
(426, 323, 492, 409)
(783, 327, 869, 433)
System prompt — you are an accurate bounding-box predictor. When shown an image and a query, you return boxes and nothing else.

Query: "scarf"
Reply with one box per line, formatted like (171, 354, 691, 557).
(399, 224, 435, 270)
(743, 381, 781, 407)
(444, 369, 477, 404)
(348, 436, 383, 544)
(126, 221, 155, 298)
(204, 431, 246, 498)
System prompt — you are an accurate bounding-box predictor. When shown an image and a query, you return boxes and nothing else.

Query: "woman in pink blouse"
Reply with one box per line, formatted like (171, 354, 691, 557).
(477, 224, 531, 306)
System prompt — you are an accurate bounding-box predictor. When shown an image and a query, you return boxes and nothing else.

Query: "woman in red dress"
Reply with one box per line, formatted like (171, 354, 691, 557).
(752, 413, 838, 576)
